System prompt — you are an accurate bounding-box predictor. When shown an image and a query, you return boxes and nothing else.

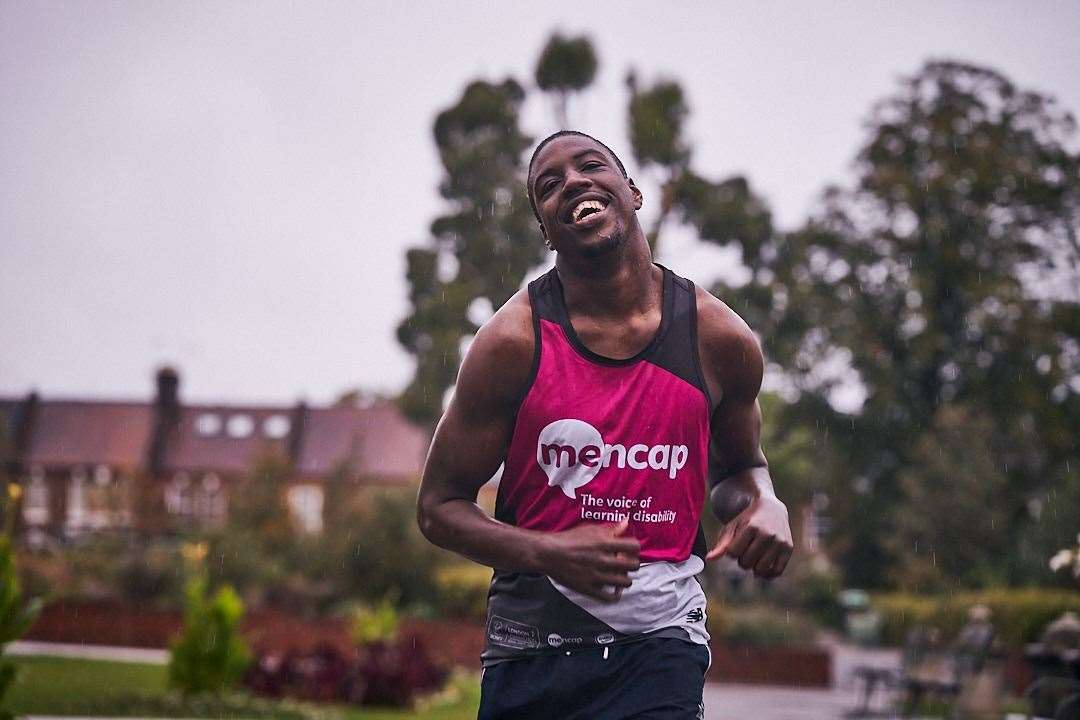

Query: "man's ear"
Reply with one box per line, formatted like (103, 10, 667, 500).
(628, 178, 643, 210)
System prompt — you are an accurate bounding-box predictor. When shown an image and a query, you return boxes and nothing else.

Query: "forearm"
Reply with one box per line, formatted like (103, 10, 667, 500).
(709, 464, 776, 522)
(418, 495, 551, 574)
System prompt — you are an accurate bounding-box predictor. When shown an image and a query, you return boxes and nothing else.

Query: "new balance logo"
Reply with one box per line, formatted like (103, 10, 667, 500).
(536, 419, 690, 499)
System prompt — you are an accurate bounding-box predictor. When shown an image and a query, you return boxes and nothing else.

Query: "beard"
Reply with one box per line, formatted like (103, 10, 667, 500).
(581, 226, 626, 258)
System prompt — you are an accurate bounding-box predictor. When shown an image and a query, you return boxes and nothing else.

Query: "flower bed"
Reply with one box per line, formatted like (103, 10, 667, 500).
(25, 600, 484, 669)
(707, 645, 831, 687)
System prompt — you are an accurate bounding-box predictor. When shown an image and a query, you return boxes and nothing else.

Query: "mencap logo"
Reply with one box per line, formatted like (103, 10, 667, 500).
(537, 419, 689, 499)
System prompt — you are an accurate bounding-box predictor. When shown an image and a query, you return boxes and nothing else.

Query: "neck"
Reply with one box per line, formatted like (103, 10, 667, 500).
(555, 229, 659, 319)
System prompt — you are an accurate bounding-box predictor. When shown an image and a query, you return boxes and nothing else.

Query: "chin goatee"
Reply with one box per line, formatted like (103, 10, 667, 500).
(582, 229, 625, 258)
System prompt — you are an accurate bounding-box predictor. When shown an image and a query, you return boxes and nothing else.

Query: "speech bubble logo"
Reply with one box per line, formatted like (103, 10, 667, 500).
(536, 419, 604, 499)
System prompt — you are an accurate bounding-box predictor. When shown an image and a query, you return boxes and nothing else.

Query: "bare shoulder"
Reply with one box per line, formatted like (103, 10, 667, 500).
(694, 284, 764, 403)
(455, 287, 535, 413)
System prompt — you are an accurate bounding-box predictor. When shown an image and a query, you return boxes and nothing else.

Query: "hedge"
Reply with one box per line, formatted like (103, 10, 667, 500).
(872, 588, 1080, 647)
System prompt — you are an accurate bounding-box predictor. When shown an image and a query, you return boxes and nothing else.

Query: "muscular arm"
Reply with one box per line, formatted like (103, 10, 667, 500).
(696, 287, 794, 578)
(416, 290, 640, 600)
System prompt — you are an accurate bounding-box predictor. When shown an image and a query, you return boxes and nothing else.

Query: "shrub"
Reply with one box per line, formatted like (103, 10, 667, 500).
(350, 598, 400, 646)
(168, 551, 251, 696)
(873, 589, 1080, 647)
(117, 541, 185, 607)
(244, 636, 449, 708)
(707, 601, 820, 648)
(434, 563, 490, 620)
(0, 531, 42, 720)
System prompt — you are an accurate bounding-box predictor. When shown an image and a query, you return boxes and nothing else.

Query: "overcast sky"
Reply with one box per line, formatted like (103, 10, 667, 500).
(3, 1, 1079, 407)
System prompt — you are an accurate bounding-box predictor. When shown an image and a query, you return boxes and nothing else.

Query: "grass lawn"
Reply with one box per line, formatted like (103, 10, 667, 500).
(6, 656, 480, 719)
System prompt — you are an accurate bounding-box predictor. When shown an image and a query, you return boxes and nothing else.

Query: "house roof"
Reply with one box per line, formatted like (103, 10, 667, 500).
(0, 393, 429, 483)
(18, 400, 153, 472)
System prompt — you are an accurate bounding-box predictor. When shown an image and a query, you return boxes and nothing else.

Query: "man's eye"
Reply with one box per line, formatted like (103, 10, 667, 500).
(541, 180, 558, 195)
(583, 162, 602, 170)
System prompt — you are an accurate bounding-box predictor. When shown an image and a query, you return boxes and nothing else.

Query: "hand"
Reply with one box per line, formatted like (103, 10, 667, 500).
(706, 494, 793, 579)
(539, 520, 641, 602)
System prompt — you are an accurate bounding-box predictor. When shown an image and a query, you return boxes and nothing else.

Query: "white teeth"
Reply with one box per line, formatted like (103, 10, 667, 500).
(571, 199, 606, 222)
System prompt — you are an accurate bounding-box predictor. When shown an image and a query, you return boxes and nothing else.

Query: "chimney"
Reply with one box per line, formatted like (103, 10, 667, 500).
(5, 391, 39, 475)
(288, 400, 308, 465)
(147, 366, 181, 475)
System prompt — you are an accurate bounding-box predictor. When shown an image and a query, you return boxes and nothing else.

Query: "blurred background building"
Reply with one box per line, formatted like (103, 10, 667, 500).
(0, 367, 428, 544)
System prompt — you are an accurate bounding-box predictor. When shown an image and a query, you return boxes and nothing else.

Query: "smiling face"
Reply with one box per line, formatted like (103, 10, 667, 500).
(528, 135, 643, 259)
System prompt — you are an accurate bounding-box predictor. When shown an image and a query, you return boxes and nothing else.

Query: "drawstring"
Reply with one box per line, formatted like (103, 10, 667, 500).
(603, 646, 609, 660)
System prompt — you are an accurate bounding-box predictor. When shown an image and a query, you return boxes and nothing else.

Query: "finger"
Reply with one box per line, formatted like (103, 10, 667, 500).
(726, 525, 757, 560)
(771, 545, 794, 576)
(602, 536, 642, 557)
(611, 519, 631, 536)
(598, 554, 640, 572)
(594, 571, 633, 589)
(740, 532, 773, 571)
(753, 540, 785, 578)
(706, 523, 737, 561)
(590, 583, 625, 603)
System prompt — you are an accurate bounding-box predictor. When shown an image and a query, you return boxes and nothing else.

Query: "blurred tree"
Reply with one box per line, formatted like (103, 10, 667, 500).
(625, 74, 692, 252)
(397, 79, 540, 425)
(227, 451, 294, 552)
(699, 60, 1080, 587)
(885, 405, 1011, 591)
(535, 33, 598, 128)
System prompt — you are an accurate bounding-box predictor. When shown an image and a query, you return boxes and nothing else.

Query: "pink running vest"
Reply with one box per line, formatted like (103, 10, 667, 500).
(483, 264, 714, 665)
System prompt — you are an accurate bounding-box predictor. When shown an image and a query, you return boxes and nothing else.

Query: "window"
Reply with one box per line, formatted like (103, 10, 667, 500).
(262, 414, 291, 439)
(87, 465, 113, 529)
(226, 414, 254, 438)
(165, 473, 192, 516)
(23, 466, 49, 526)
(66, 466, 87, 533)
(287, 484, 324, 535)
(195, 413, 222, 436)
(194, 473, 227, 525)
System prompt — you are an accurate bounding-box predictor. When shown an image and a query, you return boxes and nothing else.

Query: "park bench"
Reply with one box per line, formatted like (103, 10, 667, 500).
(848, 622, 997, 719)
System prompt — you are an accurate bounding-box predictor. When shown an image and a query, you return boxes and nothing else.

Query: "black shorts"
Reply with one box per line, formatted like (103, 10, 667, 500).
(478, 637, 709, 720)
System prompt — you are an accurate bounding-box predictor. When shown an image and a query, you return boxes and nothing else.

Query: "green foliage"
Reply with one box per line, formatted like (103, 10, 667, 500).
(398, 78, 540, 425)
(350, 597, 401, 646)
(886, 405, 1012, 590)
(338, 490, 444, 608)
(626, 75, 691, 170)
(700, 60, 1080, 589)
(228, 451, 295, 552)
(873, 588, 1080, 647)
(434, 563, 491, 620)
(707, 602, 820, 648)
(117, 541, 186, 606)
(0, 493, 42, 720)
(535, 33, 597, 127)
(168, 574, 251, 696)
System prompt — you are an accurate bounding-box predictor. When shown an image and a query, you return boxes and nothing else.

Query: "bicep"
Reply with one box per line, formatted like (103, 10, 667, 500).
(422, 390, 516, 505)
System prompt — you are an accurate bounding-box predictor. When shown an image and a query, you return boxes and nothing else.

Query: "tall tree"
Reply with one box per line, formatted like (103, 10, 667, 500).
(397, 79, 539, 425)
(700, 61, 1080, 587)
(625, 74, 692, 253)
(535, 34, 598, 128)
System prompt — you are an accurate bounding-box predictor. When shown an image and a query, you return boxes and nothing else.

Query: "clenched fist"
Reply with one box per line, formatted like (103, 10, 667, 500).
(706, 494, 793, 579)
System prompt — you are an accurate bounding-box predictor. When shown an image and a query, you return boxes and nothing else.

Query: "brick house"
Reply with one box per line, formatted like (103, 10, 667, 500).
(0, 368, 429, 543)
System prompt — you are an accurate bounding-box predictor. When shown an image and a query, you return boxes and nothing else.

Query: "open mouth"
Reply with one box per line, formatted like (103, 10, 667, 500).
(565, 198, 609, 226)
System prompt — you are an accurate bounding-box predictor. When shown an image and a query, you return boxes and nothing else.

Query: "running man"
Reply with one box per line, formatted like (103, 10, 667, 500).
(417, 131, 793, 719)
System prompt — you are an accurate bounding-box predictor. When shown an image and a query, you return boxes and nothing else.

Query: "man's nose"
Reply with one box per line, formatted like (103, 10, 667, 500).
(563, 169, 592, 195)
